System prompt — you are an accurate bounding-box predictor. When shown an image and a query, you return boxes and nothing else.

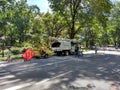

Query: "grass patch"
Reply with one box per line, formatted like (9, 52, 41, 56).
(82, 48, 89, 52)
(0, 54, 22, 61)
(0, 57, 6, 61)
(12, 54, 22, 60)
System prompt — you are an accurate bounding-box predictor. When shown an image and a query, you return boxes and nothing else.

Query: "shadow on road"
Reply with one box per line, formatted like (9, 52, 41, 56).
(0, 52, 120, 90)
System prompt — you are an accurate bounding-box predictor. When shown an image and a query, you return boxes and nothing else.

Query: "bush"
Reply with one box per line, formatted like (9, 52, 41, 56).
(12, 49, 20, 55)
(0, 57, 6, 61)
(11, 47, 22, 55)
(12, 55, 22, 60)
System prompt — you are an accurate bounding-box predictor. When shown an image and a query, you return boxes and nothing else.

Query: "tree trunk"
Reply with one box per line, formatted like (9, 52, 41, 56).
(70, 11, 75, 39)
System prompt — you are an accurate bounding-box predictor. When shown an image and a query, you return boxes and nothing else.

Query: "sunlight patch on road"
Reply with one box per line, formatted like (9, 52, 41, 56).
(36, 79, 61, 90)
(0, 64, 8, 67)
(0, 79, 21, 86)
(52, 71, 73, 79)
(34, 71, 73, 90)
(0, 75, 15, 80)
(98, 50, 120, 55)
(4, 82, 34, 90)
(36, 71, 72, 85)
(70, 78, 114, 90)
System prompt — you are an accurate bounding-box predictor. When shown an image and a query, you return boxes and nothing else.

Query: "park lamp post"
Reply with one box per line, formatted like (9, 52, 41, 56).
(1, 36, 5, 57)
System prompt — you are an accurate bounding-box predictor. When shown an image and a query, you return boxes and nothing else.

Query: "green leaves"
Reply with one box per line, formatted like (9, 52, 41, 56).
(0, 0, 41, 46)
(0, 0, 118, 48)
(48, 0, 112, 40)
(107, 2, 120, 45)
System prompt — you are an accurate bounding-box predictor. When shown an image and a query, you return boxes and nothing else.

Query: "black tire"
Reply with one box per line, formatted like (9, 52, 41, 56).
(44, 54, 48, 58)
(57, 52, 62, 56)
(35, 56, 40, 59)
(65, 51, 69, 56)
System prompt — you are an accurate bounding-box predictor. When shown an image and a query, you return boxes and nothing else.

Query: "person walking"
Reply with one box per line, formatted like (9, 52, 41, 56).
(76, 44, 83, 57)
(6, 48, 13, 62)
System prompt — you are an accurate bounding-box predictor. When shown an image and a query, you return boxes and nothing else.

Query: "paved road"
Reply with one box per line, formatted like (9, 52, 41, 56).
(0, 48, 120, 90)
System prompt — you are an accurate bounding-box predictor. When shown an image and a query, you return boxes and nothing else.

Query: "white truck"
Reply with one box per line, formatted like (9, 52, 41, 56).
(51, 40, 76, 56)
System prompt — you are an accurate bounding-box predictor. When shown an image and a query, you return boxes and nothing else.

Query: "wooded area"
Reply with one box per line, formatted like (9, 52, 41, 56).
(0, 0, 120, 50)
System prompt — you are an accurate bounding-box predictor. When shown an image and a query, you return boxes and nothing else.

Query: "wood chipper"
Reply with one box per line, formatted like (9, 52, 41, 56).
(32, 44, 54, 59)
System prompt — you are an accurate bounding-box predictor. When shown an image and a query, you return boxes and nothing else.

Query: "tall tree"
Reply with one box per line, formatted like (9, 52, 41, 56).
(48, 0, 112, 39)
(0, 0, 40, 46)
(42, 12, 66, 37)
(10, 0, 40, 45)
(108, 2, 120, 46)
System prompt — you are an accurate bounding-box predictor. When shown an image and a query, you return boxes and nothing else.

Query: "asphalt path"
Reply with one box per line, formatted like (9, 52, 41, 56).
(0, 48, 120, 90)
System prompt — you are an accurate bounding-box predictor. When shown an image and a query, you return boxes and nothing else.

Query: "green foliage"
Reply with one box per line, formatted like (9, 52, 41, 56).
(42, 12, 67, 38)
(11, 49, 20, 55)
(0, 57, 6, 61)
(0, 0, 40, 47)
(48, 0, 112, 39)
(11, 47, 24, 55)
(21, 42, 33, 48)
(0, 54, 22, 61)
(12, 55, 22, 60)
(107, 2, 120, 46)
(0, 0, 119, 51)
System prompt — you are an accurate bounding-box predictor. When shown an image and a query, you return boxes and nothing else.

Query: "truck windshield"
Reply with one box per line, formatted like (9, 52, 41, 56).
(52, 42, 60, 47)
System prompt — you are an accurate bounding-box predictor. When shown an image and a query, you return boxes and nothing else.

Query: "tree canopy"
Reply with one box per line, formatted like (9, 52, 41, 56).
(48, 0, 112, 39)
(1, 0, 120, 48)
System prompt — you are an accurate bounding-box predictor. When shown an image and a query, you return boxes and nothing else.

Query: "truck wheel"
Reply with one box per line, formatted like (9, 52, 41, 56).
(65, 51, 69, 56)
(35, 56, 40, 59)
(57, 52, 62, 56)
(44, 54, 48, 58)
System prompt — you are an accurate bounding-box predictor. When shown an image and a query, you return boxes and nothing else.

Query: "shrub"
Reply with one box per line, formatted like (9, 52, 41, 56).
(11, 47, 22, 55)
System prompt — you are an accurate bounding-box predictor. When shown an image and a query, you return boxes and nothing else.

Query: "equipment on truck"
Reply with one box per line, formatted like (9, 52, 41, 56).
(50, 37, 77, 56)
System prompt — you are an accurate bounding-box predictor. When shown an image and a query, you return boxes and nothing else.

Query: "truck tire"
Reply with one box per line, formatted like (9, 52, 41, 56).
(35, 56, 40, 59)
(57, 52, 62, 56)
(65, 51, 69, 56)
(43, 54, 48, 58)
